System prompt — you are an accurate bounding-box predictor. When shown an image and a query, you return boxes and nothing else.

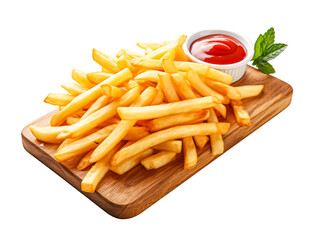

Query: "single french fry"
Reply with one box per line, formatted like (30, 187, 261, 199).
(141, 151, 177, 170)
(147, 110, 209, 132)
(44, 93, 74, 106)
(101, 85, 125, 99)
(175, 46, 190, 61)
(66, 116, 80, 125)
(29, 125, 68, 144)
(234, 85, 264, 99)
(110, 148, 154, 175)
(207, 108, 224, 155)
(214, 103, 227, 119)
(122, 126, 149, 141)
(111, 122, 230, 166)
(171, 73, 196, 100)
(193, 135, 209, 149)
(76, 149, 95, 171)
(80, 95, 109, 121)
(81, 141, 125, 192)
(161, 49, 176, 60)
(116, 53, 136, 72)
(183, 136, 197, 169)
(152, 140, 182, 153)
(61, 82, 88, 96)
(134, 70, 166, 82)
(97, 117, 120, 128)
(51, 68, 132, 126)
(72, 69, 94, 88)
(162, 58, 178, 74)
(150, 86, 164, 105)
(206, 68, 233, 85)
(57, 86, 140, 139)
(117, 96, 219, 120)
(122, 80, 139, 90)
(92, 48, 120, 73)
(90, 87, 156, 163)
(230, 99, 251, 126)
(187, 69, 230, 104)
(158, 74, 180, 102)
(205, 78, 241, 99)
(116, 49, 143, 59)
(54, 124, 117, 162)
(131, 59, 210, 76)
(137, 42, 164, 50)
(86, 72, 113, 84)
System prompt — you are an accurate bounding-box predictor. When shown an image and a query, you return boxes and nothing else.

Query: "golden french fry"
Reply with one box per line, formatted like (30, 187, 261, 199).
(92, 48, 120, 73)
(147, 110, 209, 132)
(86, 72, 113, 84)
(230, 99, 251, 126)
(122, 79, 139, 90)
(152, 140, 182, 153)
(72, 69, 94, 88)
(158, 73, 180, 102)
(61, 82, 88, 96)
(193, 135, 209, 149)
(66, 116, 80, 125)
(54, 124, 117, 162)
(206, 68, 233, 85)
(137, 42, 164, 50)
(111, 122, 230, 166)
(117, 96, 219, 120)
(150, 86, 164, 105)
(208, 108, 224, 155)
(171, 72, 197, 100)
(44, 93, 74, 106)
(122, 127, 149, 141)
(234, 85, 264, 99)
(131, 59, 210, 76)
(187, 69, 230, 104)
(51, 68, 133, 126)
(76, 149, 95, 171)
(214, 103, 227, 119)
(116, 52, 136, 72)
(116, 49, 143, 59)
(162, 58, 178, 74)
(29, 125, 68, 144)
(80, 95, 109, 121)
(101, 85, 125, 99)
(89, 87, 156, 163)
(205, 78, 241, 99)
(110, 149, 154, 175)
(175, 46, 190, 61)
(183, 136, 197, 169)
(81, 141, 125, 192)
(134, 70, 166, 82)
(161, 49, 176, 60)
(141, 151, 177, 170)
(57, 86, 140, 139)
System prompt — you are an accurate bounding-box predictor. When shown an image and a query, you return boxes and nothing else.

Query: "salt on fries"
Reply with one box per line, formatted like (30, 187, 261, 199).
(29, 35, 264, 193)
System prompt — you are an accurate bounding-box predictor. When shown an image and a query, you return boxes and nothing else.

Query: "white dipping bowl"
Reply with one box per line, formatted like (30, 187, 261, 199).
(183, 29, 254, 82)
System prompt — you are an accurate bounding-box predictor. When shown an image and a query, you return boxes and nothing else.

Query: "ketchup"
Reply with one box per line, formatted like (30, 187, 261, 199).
(190, 34, 247, 65)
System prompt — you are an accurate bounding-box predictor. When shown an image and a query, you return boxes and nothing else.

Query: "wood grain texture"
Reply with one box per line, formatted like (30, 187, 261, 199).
(21, 66, 293, 219)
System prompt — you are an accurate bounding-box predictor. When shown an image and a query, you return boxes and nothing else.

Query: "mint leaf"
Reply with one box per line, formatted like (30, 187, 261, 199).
(252, 34, 264, 60)
(261, 27, 275, 51)
(253, 60, 275, 74)
(260, 43, 287, 61)
(251, 27, 287, 74)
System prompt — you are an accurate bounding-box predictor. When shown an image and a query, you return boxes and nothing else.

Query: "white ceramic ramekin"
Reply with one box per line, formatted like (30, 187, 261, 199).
(183, 30, 254, 82)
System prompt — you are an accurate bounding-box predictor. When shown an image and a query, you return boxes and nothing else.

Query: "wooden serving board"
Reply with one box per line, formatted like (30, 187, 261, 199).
(22, 66, 293, 219)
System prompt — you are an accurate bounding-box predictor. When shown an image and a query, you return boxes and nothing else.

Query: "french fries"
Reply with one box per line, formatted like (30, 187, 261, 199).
(29, 34, 264, 193)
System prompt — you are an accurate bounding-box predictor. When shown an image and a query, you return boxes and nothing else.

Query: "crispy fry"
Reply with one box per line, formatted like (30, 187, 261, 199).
(81, 141, 125, 192)
(183, 137, 197, 169)
(231, 99, 251, 126)
(214, 103, 227, 119)
(51, 68, 132, 126)
(206, 68, 233, 85)
(57, 86, 140, 139)
(93, 48, 120, 73)
(141, 151, 177, 170)
(234, 85, 264, 99)
(193, 135, 209, 149)
(61, 82, 88, 96)
(208, 108, 224, 155)
(134, 70, 166, 82)
(90, 87, 156, 163)
(137, 42, 165, 50)
(152, 140, 182, 153)
(150, 86, 164, 105)
(162, 58, 178, 74)
(158, 73, 180, 102)
(80, 95, 109, 121)
(187, 69, 230, 104)
(205, 78, 241, 99)
(44, 93, 74, 106)
(72, 69, 94, 88)
(86, 72, 113, 84)
(147, 110, 209, 132)
(175, 46, 190, 61)
(116, 49, 143, 59)
(29, 125, 68, 144)
(171, 72, 196, 100)
(122, 126, 149, 141)
(76, 149, 95, 170)
(161, 49, 176, 60)
(110, 149, 154, 175)
(101, 85, 125, 99)
(117, 96, 219, 120)
(66, 116, 80, 125)
(111, 123, 230, 166)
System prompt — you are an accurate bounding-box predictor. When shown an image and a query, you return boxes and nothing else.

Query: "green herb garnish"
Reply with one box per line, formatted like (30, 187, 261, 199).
(251, 27, 287, 74)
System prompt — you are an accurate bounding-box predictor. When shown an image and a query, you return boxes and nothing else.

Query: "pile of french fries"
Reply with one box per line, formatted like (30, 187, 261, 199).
(29, 35, 264, 193)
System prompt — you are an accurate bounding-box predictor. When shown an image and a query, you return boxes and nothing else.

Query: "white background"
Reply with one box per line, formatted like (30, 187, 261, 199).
(1, 0, 309, 239)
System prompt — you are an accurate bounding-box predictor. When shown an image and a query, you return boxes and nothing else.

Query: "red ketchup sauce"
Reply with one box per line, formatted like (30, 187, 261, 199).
(190, 34, 247, 65)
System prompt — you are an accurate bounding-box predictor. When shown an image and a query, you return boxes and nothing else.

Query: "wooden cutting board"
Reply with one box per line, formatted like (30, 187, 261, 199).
(22, 66, 293, 219)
